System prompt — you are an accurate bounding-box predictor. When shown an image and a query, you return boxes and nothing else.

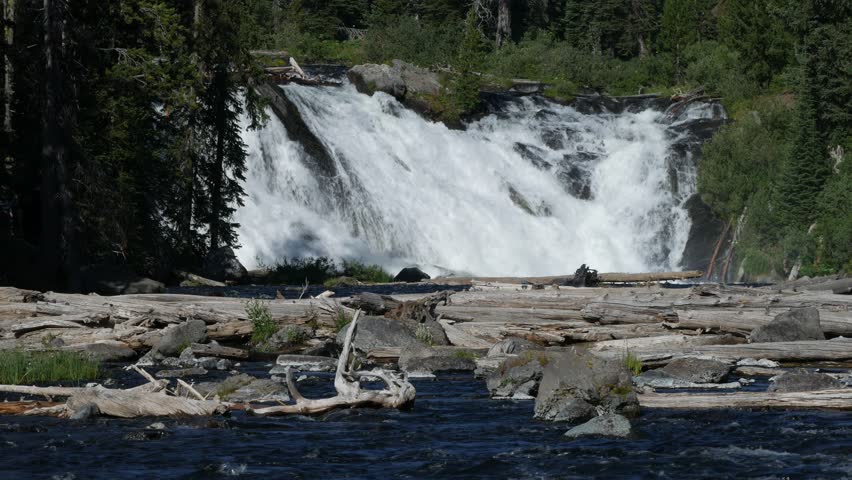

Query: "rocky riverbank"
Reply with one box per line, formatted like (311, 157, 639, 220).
(0, 275, 850, 436)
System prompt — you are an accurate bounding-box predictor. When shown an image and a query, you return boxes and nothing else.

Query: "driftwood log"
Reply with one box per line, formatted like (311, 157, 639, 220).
(249, 311, 416, 416)
(0, 368, 228, 418)
(639, 389, 852, 410)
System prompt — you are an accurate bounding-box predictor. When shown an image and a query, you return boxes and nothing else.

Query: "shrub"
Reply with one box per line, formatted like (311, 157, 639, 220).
(334, 310, 352, 333)
(341, 260, 393, 283)
(246, 298, 277, 345)
(0, 351, 100, 385)
(267, 256, 339, 285)
(453, 350, 477, 361)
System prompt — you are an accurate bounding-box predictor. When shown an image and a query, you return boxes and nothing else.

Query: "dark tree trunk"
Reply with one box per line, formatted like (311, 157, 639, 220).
(40, 0, 78, 291)
(496, 0, 511, 48)
(3, 0, 13, 133)
(208, 67, 227, 251)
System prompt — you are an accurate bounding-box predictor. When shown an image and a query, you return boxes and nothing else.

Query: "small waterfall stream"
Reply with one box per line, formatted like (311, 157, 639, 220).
(237, 82, 722, 277)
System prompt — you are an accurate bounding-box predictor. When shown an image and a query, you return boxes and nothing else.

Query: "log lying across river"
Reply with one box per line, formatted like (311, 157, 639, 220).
(432, 270, 705, 286)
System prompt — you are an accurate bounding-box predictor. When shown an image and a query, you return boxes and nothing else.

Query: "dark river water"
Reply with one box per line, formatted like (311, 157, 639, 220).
(1, 370, 851, 479)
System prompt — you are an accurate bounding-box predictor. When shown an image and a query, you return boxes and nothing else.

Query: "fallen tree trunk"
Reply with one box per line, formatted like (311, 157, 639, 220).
(433, 271, 704, 286)
(639, 389, 852, 410)
(249, 310, 416, 416)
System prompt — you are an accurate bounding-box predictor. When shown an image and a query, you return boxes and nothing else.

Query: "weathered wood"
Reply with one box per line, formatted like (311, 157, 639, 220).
(607, 338, 852, 364)
(434, 271, 704, 286)
(0, 287, 44, 303)
(11, 318, 86, 336)
(250, 311, 416, 416)
(639, 389, 852, 410)
(174, 270, 226, 287)
(190, 342, 249, 359)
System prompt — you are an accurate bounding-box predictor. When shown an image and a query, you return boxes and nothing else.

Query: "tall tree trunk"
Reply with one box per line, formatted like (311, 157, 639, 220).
(208, 67, 227, 251)
(3, 0, 14, 134)
(178, 0, 204, 257)
(40, 0, 78, 291)
(496, 0, 511, 48)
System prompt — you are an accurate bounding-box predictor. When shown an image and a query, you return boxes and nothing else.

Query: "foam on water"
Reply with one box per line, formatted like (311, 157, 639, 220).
(237, 83, 709, 276)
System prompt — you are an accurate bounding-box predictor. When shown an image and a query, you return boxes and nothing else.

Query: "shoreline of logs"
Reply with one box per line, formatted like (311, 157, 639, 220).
(0, 273, 850, 416)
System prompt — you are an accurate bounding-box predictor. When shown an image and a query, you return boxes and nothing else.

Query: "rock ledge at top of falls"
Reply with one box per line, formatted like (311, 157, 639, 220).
(348, 60, 442, 101)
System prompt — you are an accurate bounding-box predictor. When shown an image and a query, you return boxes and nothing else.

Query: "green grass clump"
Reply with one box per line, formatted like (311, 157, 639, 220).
(624, 352, 643, 376)
(0, 350, 100, 385)
(246, 298, 278, 345)
(453, 350, 477, 361)
(341, 260, 393, 284)
(334, 310, 353, 333)
(415, 324, 434, 346)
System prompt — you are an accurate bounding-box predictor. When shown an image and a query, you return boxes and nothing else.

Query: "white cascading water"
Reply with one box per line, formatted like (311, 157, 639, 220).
(237, 82, 709, 277)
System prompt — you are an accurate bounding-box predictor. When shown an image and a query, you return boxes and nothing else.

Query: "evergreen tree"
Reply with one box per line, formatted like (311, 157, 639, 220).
(716, 0, 793, 86)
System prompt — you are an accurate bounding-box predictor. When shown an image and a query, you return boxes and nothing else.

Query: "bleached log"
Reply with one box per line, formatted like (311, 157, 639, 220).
(606, 338, 852, 364)
(434, 270, 703, 286)
(639, 389, 852, 410)
(250, 311, 416, 416)
(11, 318, 86, 336)
(0, 287, 44, 303)
(190, 342, 249, 359)
(174, 270, 226, 287)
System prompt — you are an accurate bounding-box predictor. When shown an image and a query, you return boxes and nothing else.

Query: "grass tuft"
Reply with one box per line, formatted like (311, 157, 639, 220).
(624, 351, 643, 376)
(246, 298, 277, 346)
(0, 350, 101, 385)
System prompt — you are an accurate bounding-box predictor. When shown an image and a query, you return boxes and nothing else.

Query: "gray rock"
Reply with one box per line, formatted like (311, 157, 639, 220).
(634, 369, 741, 390)
(256, 325, 312, 353)
(155, 367, 208, 379)
(272, 354, 338, 373)
(338, 315, 448, 352)
(348, 61, 441, 101)
(393, 267, 431, 283)
(534, 351, 638, 423)
(564, 414, 634, 439)
(80, 264, 165, 295)
(202, 246, 248, 282)
(398, 346, 477, 374)
(487, 337, 537, 357)
(486, 351, 550, 399)
(154, 320, 208, 357)
(750, 307, 825, 343)
(768, 369, 843, 392)
(348, 63, 407, 98)
(737, 358, 780, 368)
(658, 357, 732, 383)
(194, 374, 289, 403)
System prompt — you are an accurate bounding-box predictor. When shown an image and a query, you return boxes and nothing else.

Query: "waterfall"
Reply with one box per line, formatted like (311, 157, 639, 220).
(237, 82, 720, 277)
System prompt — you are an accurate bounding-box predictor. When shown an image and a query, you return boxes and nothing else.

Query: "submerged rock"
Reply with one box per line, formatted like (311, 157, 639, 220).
(534, 351, 638, 423)
(750, 307, 824, 343)
(195, 374, 290, 403)
(155, 367, 208, 379)
(564, 414, 634, 439)
(768, 369, 843, 393)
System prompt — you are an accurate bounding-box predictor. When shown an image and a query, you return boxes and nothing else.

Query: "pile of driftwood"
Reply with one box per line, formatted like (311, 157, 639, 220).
(0, 309, 415, 419)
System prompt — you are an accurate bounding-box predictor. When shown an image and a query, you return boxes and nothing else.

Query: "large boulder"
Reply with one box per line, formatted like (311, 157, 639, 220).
(394, 267, 431, 283)
(202, 246, 248, 282)
(81, 264, 165, 295)
(768, 369, 843, 392)
(534, 351, 639, 423)
(486, 351, 550, 399)
(347, 60, 441, 101)
(337, 315, 447, 352)
(62, 341, 136, 362)
(657, 357, 732, 384)
(398, 345, 477, 375)
(750, 307, 825, 343)
(154, 320, 208, 357)
(564, 414, 634, 439)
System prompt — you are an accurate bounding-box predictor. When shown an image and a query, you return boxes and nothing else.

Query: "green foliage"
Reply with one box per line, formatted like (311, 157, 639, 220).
(341, 260, 393, 283)
(335, 310, 353, 333)
(362, 16, 462, 67)
(699, 99, 793, 221)
(267, 257, 339, 285)
(717, 0, 794, 86)
(453, 350, 478, 361)
(811, 150, 852, 272)
(0, 351, 100, 385)
(682, 41, 756, 102)
(246, 298, 277, 345)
